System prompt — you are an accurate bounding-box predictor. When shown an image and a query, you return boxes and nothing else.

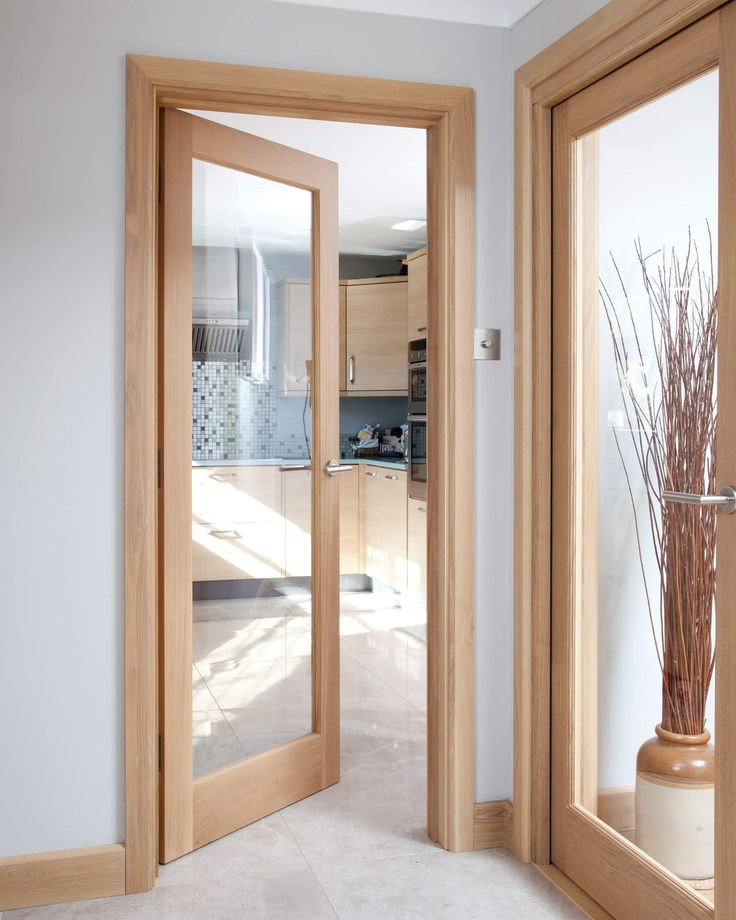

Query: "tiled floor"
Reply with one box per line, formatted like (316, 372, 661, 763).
(6, 591, 584, 920)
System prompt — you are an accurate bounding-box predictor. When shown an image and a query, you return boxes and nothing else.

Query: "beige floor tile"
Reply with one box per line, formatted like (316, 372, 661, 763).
(313, 849, 588, 920)
(8, 590, 582, 919)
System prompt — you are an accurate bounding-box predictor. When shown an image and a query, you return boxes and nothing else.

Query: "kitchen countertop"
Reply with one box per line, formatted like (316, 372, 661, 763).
(192, 456, 408, 471)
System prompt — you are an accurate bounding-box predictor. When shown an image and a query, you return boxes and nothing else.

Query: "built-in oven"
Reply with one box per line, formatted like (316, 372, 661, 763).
(408, 338, 427, 416)
(407, 415, 427, 501)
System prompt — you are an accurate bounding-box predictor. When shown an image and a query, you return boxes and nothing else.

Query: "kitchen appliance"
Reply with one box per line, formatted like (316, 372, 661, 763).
(408, 338, 427, 415)
(407, 415, 427, 500)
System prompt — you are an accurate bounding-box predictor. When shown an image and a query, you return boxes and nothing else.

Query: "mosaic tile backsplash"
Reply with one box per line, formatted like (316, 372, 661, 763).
(192, 359, 312, 460)
(193, 359, 407, 462)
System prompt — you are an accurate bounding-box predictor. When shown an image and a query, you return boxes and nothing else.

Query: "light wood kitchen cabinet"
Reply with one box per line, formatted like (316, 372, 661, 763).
(192, 520, 285, 581)
(280, 276, 407, 396)
(192, 465, 284, 582)
(406, 497, 427, 604)
(192, 465, 282, 524)
(339, 284, 347, 392)
(405, 247, 428, 341)
(281, 468, 311, 577)
(345, 277, 408, 393)
(339, 465, 361, 574)
(278, 279, 311, 395)
(362, 467, 407, 591)
(281, 464, 362, 577)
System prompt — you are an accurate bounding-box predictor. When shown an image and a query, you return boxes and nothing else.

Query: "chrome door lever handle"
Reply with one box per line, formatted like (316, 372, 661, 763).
(662, 485, 736, 513)
(324, 459, 353, 476)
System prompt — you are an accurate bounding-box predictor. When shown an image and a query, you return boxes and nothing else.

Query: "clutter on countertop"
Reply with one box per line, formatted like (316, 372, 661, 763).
(348, 423, 407, 460)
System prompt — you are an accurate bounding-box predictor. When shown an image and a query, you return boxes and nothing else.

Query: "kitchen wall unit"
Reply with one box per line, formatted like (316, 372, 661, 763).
(406, 496, 427, 604)
(405, 247, 428, 341)
(345, 277, 407, 394)
(362, 466, 408, 592)
(279, 277, 408, 397)
(278, 279, 311, 395)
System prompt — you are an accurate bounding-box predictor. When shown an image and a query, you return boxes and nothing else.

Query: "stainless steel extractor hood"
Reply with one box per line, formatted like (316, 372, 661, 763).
(192, 316, 250, 360)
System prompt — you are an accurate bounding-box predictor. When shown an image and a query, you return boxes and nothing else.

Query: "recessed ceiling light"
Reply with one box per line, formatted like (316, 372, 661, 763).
(391, 219, 426, 232)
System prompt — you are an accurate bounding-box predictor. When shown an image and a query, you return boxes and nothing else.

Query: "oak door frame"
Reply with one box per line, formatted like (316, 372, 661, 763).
(125, 55, 476, 893)
(514, 0, 736, 913)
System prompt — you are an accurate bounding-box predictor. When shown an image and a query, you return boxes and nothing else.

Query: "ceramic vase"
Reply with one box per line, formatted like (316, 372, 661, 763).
(635, 724, 714, 884)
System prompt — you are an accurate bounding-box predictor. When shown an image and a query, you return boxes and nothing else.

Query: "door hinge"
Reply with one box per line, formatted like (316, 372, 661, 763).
(158, 734, 162, 771)
(157, 449, 162, 490)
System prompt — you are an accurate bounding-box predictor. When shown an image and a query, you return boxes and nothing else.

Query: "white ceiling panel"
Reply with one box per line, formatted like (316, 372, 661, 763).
(267, 0, 542, 28)
(191, 111, 427, 256)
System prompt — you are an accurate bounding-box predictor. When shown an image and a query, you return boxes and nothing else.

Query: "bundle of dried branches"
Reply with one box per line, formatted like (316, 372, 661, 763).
(601, 229, 717, 736)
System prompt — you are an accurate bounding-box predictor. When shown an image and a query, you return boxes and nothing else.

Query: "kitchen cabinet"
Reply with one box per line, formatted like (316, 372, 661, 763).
(281, 464, 362, 577)
(192, 465, 285, 581)
(191, 461, 404, 587)
(406, 497, 427, 604)
(346, 277, 408, 393)
(362, 467, 407, 592)
(339, 284, 347, 392)
(192, 520, 285, 581)
(339, 465, 361, 574)
(281, 468, 312, 577)
(280, 277, 407, 396)
(192, 465, 282, 524)
(278, 279, 311, 395)
(405, 247, 428, 341)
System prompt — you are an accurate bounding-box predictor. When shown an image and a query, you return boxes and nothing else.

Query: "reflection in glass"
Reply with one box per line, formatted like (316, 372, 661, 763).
(581, 70, 718, 904)
(190, 158, 314, 778)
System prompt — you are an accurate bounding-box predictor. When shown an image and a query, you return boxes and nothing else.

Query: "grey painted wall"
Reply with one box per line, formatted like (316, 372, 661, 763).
(0, 0, 512, 856)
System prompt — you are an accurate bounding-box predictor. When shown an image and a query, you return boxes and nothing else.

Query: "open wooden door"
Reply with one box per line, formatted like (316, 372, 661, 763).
(158, 108, 340, 861)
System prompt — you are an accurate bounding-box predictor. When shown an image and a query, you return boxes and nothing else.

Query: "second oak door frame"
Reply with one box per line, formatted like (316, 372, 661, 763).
(514, 1, 736, 917)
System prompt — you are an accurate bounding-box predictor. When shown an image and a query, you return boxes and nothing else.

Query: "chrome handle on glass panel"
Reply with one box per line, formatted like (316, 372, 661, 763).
(324, 459, 353, 476)
(662, 486, 736, 513)
(209, 529, 242, 539)
(348, 355, 355, 385)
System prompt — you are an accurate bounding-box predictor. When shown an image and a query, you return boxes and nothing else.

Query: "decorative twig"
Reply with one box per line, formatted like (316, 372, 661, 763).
(602, 226, 717, 735)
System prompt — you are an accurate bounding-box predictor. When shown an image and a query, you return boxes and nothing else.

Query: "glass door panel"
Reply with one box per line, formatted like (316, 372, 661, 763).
(549, 15, 730, 913)
(191, 160, 314, 778)
(589, 71, 718, 907)
(160, 107, 339, 862)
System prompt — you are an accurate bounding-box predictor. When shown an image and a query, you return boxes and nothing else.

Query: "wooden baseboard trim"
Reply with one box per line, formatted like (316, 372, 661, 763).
(537, 865, 613, 920)
(0, 843, 125, 911)
(473, 800, 513, 850)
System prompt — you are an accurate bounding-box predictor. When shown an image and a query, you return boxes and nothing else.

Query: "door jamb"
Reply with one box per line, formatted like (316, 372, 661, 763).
(125, 55, 476, 893)
(513, 0, 728, 873)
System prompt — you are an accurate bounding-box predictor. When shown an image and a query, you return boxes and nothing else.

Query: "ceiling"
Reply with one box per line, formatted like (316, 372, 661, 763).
(267, 0, 542, 28)
(192, 111, 427, 257)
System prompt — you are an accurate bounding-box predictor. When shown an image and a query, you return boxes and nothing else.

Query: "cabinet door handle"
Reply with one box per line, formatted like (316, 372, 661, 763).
(417, 505, 426, 513)
(365, 471, 378, 478)
(417, 326, 427, 333)
(385, 474, 399, 481)
(209, 529, 241, 539)
(348, 355, 355, 385)
(209, 472, 237, 479)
